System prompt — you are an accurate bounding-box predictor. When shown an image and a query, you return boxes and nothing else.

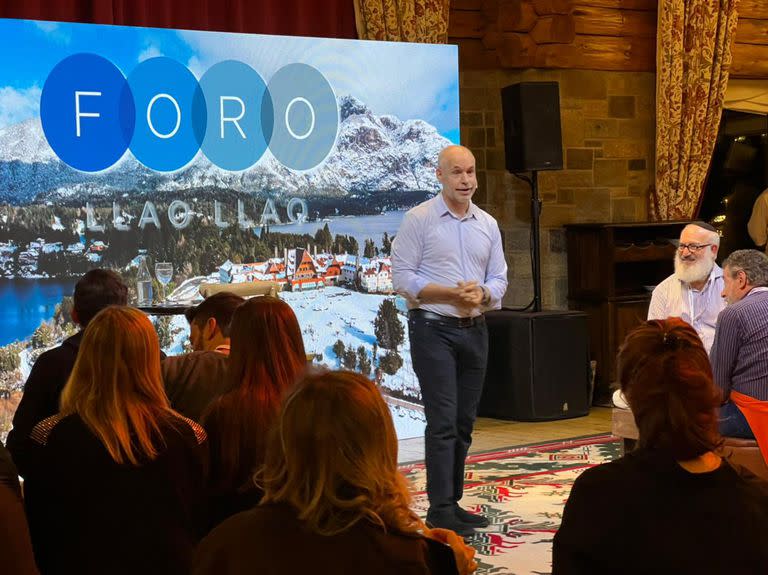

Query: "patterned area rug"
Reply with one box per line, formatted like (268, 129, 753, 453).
(401, 435, 621, 575)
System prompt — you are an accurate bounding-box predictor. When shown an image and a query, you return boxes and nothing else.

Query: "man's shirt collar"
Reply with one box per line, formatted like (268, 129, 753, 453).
(434, 192, 478, 220)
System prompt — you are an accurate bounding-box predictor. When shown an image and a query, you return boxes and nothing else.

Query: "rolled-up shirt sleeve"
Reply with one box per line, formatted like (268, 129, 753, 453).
(482, 223, 508, 310)
(391, 212, 430, 301)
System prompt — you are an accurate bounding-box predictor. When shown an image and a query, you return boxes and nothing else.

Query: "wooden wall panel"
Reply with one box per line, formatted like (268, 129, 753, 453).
(456, 38, 500, 69)
(735, 18, 768, 45)
(573, 0, 657, 9)
(731, 43, 768, 78)
(448, 0, 768, 78)
(498, 1, 537, 32)
(535, 34, 654, 71)
(738, 0, 768, 20)
(573, 5, 656, 38)
(449, 10, 484, 37)
(531, 0, 573, 15)
(531, 15, 576, 44)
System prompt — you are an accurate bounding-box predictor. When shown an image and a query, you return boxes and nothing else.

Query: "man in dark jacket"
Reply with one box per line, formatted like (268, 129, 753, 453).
(162, 291, 244, 421)
(6, 269, 127, 474)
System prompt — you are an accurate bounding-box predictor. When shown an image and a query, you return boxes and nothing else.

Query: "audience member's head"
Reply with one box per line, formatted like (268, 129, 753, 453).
(72, 269, 128, 327)
(227, 296, 306, 389)
(185, 291, 245, 351)
(618, 318, 721, 461)
(204, 296, 306, 493)
(61, 306, 174, 465)
(721, 249, 768, 304)
(674, 223, 720, 285)
(259, 369, 422, 536)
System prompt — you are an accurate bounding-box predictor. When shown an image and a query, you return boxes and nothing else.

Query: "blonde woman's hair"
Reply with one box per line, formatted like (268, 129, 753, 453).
(258, 370, 424, 536)
(60, 306, 176, 465)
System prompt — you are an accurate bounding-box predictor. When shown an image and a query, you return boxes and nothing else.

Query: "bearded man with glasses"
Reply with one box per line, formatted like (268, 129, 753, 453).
(647, 222, 725, 354)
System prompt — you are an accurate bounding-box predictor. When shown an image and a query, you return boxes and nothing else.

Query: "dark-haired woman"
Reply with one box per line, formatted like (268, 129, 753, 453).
(201, 296, 307, 528)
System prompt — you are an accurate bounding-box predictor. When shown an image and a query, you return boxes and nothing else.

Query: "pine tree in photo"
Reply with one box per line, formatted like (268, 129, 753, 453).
(379, 350, 403, 375)
(314, 223, 333, 251)
(342, 348, 357, 370)
(381, 232, 392, 256)
(374, 298, 404, 350)
(348, 235, 359, 255)
(363, 238, 377, 258)
(332, 339, 346, 366)
(357, 345, 372, 376)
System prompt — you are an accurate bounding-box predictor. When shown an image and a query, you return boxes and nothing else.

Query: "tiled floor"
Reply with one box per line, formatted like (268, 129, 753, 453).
(397, 407, 613, 464)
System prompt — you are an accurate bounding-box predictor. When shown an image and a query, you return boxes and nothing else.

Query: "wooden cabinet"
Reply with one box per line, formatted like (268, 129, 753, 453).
(565, 221, 691, 403)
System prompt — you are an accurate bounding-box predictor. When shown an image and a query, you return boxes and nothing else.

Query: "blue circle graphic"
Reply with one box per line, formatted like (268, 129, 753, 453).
(40, 53, 135, 172)
(199, 60, 273, 171)
(267, 63, 338, 171)
(127, 57, 206, 172)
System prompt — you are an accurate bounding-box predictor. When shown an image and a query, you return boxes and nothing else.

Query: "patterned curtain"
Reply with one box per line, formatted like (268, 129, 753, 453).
(652, 0, 740, 220)
(354, 0, 450, 43)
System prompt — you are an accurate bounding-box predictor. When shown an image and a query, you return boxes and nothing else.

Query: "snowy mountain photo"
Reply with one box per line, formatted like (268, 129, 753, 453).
(0, 18, 459, 443)
(0, 95, 451, 203)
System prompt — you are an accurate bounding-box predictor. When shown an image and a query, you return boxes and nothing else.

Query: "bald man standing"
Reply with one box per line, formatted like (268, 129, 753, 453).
(392, 145, 508, 537)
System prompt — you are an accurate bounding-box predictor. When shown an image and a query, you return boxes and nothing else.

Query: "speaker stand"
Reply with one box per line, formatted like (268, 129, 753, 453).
(530, 170, 542, 313)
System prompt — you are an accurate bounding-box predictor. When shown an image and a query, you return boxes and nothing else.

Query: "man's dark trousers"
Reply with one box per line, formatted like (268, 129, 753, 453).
(408, 311, 488, 513)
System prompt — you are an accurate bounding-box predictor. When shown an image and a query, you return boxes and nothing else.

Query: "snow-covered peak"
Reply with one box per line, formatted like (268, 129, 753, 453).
(0, 117, 58, 164)
(339, 95, 372, 121)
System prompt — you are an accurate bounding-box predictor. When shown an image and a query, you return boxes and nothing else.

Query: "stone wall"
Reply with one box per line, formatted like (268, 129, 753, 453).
(460, 68, 655, 308)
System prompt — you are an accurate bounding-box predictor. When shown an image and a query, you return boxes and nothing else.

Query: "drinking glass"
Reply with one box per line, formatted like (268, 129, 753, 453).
(155, 262, 173, 304)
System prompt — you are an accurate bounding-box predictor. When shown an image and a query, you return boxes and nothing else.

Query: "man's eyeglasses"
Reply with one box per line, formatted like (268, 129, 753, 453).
(677, 243, 712, 253)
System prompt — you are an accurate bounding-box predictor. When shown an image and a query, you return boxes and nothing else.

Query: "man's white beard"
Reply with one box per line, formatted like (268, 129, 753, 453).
(674, 253, 714, 285)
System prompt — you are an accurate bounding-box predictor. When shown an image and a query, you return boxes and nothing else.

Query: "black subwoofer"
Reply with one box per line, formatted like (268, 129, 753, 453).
(479, 310, 590, 421)
(501, 81, 563, 172)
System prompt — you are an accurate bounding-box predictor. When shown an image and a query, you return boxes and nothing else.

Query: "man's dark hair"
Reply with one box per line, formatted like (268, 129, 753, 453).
(185, 292, 245, 338)
(73, 269, 129, 327)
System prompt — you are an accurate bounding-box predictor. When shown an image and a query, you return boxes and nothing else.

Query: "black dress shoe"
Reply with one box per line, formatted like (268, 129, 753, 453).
(426, 510, 477, 538)
(454, 505, 490, 528)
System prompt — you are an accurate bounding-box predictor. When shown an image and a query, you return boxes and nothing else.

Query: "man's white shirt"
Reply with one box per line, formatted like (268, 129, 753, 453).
(647, 263, 725, 354)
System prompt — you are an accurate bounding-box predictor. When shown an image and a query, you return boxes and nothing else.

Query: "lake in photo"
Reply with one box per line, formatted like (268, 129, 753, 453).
(0, 278, 75, 346)
(258, 211, 405, 250)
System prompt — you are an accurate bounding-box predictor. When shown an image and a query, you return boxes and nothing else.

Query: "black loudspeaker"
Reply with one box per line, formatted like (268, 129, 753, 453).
(479, 310, 590, 421)
(501, 82, 563, 172)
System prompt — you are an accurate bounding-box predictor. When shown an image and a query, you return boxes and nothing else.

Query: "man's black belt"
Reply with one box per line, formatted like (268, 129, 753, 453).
(408, 309, 484, 328)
